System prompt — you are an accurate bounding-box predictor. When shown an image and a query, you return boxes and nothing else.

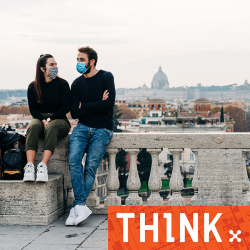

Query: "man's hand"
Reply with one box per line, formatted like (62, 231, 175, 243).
(79, 90, 109, 109)
(102, 90, 109, 100)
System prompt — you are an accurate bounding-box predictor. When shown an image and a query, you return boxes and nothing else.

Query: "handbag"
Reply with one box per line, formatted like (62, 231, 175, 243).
(2, 149, 27, 180)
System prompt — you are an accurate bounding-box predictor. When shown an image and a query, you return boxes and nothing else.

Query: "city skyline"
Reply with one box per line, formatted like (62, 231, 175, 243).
(1, 0, 250, 89)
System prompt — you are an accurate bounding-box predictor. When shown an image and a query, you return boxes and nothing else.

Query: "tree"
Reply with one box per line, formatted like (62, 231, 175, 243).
(183, 171, 187, 188)
(113, 105, 122, 132)
(137, 148, 152, 197)
(0, 105, 9, 115)
(17, 105, 30, 115)
(112, 105, 128, 190)
(220, 106, 224, 123)
(225, 106, 249, 132)
(210, 106, 221, 114)
(8, 106, 17, 114)
(164, 155, 173, 179)
(197, 116, 205, 125)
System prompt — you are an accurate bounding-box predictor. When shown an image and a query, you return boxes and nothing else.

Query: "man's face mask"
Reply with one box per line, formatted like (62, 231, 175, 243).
(76, 61, 91, 74)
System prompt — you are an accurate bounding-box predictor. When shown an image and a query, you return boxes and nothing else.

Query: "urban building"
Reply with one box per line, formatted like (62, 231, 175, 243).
(116, 67, 250, 101)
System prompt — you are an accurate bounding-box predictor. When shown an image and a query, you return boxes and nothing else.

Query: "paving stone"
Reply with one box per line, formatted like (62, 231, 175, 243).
(79, 229, 108, 248)
(0, 215, 108, 249)
(0, 234, 39, 250)
(97, 219, 108, 230)
(23, 244, 79, 250)
(0, 225, 48, 235)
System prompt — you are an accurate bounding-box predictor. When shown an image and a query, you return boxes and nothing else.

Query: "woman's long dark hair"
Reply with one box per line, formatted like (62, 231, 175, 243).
(34, 54, 53, 103)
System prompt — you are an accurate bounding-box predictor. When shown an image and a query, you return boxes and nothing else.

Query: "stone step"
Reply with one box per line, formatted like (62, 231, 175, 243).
(0, 174, 64, 226)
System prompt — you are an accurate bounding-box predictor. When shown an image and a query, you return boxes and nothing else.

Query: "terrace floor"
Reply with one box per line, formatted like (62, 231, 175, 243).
(0, 196, 194, 250)
(0, 214, 108, 250)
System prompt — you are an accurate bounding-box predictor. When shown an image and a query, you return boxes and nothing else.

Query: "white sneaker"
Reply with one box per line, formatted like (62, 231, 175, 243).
(36, 162, 48, 182)
(65, 207, 76, 226)
(74, 205, 92, 226)
(23, 162, 35, 182)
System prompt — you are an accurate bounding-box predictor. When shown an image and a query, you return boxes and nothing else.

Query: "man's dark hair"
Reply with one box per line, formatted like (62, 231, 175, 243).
(78, 46, 98, 66)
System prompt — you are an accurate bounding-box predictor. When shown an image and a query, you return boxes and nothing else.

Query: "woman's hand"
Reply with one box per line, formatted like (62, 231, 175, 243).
(102, 90, 109, 100)
(42, 120, 49, 131)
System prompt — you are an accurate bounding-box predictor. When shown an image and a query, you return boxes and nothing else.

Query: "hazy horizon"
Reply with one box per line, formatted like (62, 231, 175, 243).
(1, 0, 250, 90)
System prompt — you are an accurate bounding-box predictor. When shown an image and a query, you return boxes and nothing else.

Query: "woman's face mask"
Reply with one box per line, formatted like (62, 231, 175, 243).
(46, 67, 58, 79)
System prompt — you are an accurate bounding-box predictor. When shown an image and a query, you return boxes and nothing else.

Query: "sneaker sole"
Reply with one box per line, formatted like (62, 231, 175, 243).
(36, 174, 48, 182)
(65, 221, 75, 226)
(23, 174, 35, 182)
(75, 210, 92, 226)
(36, 178, 48, 182)
(23, 178, 35, 182)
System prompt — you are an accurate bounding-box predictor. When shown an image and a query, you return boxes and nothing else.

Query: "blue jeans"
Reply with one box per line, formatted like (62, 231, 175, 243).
(68, 124, 113, 207)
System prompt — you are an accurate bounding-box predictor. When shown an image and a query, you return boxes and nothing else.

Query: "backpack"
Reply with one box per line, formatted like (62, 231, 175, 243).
(2, 149, 27, 180)
(0, 124, 25, 150)
(0, 124, 26, 179)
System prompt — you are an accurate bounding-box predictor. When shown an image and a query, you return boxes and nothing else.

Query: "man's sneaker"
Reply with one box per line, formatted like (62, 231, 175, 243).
(65, 207, 76, 226)
(36, 162, 48, 182)
(74, 205, 92, 226)
(23, 162, 35, 182)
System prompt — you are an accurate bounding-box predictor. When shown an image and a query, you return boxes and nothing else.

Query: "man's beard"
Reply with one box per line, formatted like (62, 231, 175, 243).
(84, 61, 91, 74)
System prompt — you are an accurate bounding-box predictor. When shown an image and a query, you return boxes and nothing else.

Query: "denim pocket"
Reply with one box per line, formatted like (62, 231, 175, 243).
(104, 128, 113, 137)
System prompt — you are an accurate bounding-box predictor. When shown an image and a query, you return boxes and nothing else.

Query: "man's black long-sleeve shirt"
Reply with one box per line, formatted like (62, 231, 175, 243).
(27, 78, 71, 121)
(70, 70, 115, 131)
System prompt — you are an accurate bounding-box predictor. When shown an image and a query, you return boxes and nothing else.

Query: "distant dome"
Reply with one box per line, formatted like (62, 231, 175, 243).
(244, 79, 249, 86)
(151, 66, 169, 89)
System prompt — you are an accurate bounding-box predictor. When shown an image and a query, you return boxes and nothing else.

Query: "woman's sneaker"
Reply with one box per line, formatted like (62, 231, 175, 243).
(36, 162, 48, 182)
(65, 207, 76, 226)
(23, 162, 35, 182)
(74, 205, 92, 226)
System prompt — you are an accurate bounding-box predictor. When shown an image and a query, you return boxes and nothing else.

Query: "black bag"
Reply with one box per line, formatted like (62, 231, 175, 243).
(2, 149, 27, 180)
(0, 124, 25, 150)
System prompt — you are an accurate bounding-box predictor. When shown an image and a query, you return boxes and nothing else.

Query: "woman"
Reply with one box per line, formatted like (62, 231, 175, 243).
(24, 54, 71, 182)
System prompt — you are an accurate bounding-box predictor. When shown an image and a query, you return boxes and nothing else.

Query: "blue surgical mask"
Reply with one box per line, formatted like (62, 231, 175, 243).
(76, 62, 90, 74)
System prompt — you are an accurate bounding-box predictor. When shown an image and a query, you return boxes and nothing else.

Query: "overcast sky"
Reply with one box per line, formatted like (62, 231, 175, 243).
(1, 0, 250, 90)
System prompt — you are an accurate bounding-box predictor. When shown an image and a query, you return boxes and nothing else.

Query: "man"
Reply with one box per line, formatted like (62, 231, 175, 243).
(66, 46, 115, 226)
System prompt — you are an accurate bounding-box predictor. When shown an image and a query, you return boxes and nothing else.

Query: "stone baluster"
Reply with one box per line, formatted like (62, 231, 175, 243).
(191, 149, 199, 205)
(242, 150, 250, 205)
(147, 149, 163, 205)
(125, 149, 142, 206)
(86, 175, 100, 207)
(104, 149, 121, 206)
(169, 149, 184, 205)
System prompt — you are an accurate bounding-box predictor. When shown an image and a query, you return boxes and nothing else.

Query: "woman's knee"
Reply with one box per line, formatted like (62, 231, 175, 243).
(44, 125, 58, 136)
(27, 123, 43, 136)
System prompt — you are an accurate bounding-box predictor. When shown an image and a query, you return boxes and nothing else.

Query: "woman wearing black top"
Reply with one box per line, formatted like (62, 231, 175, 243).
(24, 54, 71, 182)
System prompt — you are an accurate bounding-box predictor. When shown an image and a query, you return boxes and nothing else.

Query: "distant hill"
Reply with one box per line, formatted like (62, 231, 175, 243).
(0, 90, 27, 101)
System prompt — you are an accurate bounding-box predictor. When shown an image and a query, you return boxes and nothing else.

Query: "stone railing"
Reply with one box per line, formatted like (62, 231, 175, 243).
(103, 133, 250, 207)
(42, 133, 250, 211)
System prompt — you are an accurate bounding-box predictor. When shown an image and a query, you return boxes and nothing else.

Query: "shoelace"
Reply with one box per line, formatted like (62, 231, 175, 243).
(24, 163, 34, 172)
(37, 163, 47, 173)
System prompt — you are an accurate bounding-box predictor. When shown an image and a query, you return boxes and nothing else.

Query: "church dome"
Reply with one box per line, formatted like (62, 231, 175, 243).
(151, 66, 169, 89)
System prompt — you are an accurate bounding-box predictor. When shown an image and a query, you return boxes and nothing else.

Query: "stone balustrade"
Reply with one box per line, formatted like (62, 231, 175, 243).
(103, 133, 250, 207)
(37, 133, 250, 212)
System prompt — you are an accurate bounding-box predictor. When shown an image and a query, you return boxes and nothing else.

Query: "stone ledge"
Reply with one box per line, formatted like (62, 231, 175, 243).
(0, 174, 64, 225)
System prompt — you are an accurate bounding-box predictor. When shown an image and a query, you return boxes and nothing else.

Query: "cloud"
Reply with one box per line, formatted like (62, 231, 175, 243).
(30, 35, 134, 45)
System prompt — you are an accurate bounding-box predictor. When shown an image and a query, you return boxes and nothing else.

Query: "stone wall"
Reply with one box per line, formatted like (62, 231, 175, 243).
(36, 133, 250, 207)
